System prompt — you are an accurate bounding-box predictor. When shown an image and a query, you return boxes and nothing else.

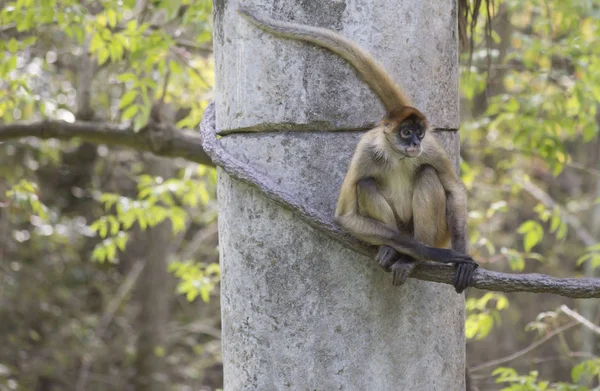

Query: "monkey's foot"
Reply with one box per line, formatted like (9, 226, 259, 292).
(391, 260, 416, 286)
(453, 262, 478, 293)
(376, 245, 399, 271)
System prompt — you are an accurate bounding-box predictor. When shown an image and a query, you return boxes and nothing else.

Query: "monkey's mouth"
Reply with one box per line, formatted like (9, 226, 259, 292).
(405, 147, 421, 157)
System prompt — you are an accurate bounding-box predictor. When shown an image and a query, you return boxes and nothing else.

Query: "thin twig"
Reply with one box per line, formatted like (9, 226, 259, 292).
(470, 321, 579, 372)
(199, 101, 600, 299)
(179, 222, 218, 261)
(520, 179, 596, 247)
(560, 305, 600, 335)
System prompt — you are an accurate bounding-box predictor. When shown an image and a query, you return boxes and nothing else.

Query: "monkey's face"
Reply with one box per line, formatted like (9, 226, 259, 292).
(390, 120, 426, 158)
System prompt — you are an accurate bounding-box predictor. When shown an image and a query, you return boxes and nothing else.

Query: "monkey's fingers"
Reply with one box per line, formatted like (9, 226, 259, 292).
(376, 245, 400, 271)
(452, 264, 466, 292)
(453, 263, 476, 293)
(391, 261, 416, 286)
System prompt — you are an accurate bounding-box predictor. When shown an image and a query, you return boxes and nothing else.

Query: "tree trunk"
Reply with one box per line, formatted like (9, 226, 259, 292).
(214, 1, 464, 389)
(130, 156, 175, 391)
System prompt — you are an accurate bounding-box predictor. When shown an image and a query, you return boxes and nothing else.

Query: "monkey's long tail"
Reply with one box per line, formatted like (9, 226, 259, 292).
(238, 8, 411, 112)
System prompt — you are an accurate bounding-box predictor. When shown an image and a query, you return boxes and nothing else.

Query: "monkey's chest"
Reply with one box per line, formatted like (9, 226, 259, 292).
(379, 172, 415, 227)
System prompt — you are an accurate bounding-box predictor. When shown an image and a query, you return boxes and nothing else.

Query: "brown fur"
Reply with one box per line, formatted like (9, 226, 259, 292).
(383, 106, 429, 127)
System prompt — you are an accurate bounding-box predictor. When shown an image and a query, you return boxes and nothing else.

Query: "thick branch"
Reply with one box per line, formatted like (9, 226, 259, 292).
(2, 106, 599, 298)
(200, 101, 600, 299)
(0, 119, 214, 167)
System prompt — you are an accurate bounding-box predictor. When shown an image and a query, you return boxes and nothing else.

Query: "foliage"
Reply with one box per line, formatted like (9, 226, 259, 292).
(462, 0, 599, 388)
(90, 167, 216, 263)
(493, 361, 600, 391)
(169, 261, 221, 302)
(4, 179, 49, 220)
(466, 292, 509, 340)
(460, 0, 600, 287)
(0, 0, 221, 389)
(576, 244, 600, 271)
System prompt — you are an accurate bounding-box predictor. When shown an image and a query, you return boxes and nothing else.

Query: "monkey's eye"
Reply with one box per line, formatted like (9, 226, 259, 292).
(400, 129, 411, 138)
(416, 129, 424, 138)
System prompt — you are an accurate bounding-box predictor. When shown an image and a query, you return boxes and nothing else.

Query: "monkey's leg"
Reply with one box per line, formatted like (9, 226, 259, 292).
(355, 178, 401, 271)
(336, 178, 475, 266)
(412, 166, 476, 293)
(388, 166, 447, 287)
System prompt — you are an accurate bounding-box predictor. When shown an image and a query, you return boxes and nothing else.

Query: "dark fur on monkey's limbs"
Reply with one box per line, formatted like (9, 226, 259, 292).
(200, 102, 600, 299)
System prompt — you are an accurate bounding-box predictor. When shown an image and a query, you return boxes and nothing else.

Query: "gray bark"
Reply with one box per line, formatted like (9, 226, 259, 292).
(213, 1, 464, 390)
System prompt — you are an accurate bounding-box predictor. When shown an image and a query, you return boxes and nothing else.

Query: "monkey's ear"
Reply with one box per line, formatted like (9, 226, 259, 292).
(379, 119, 401, 133)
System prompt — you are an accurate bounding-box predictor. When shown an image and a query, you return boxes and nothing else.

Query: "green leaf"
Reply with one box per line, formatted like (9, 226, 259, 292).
(170, 212, 187, 233)
(98, 220, 108, 238)
(550, 208, 561, 233)
(505, 97, 520, 112)
(97, 47, 110, 65)
(6, 56, 17, 73)
(22, 36, 37, 46)
(106, 242, 116, 261)
(122, 105, 139, 120)
(200, 286, 210, 302)
(108, 215, 120, 236)
(90, 33, 104, 52)
(518, 220, 544, 252)
(109, 41, 124, 62)
(571, 362, 585, 383)
(169, 60, 182, 75)
(7, 38, 18, 53)
(92, 245, 107, 263)
(556, 222, 568, 240)
(115, 233, 128, 251)
(576, 253, 592, 266)
(118, 73, 139, 83)
(587, 244, 600, 252)
(582, 122, 598, 142)
(106, 9, 117, 28)
(120, 212, 136, 230)
(119, 90, 138, 109)
(138, 214, 148, 230)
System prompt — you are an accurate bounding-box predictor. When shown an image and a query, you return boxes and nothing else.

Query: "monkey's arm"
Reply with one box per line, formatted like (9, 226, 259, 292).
(422, 138, 478, 292)
(422, 136, 471, 253)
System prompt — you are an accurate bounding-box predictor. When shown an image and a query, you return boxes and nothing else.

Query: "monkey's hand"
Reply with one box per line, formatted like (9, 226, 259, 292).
(390, 257, 416, 286)
(376, 245, 400, 271)
(452, 260, 479, 294)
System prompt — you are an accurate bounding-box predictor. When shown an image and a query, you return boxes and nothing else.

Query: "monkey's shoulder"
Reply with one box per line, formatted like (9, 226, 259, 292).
(352, 129, 391, 169)
(421, 133, 451, 157)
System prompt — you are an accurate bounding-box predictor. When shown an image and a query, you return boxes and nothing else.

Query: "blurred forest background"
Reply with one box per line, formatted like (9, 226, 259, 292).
(0, 0, 598, 390)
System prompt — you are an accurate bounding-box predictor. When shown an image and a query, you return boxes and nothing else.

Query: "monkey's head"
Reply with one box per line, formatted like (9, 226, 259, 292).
(382, 106, 429, 158)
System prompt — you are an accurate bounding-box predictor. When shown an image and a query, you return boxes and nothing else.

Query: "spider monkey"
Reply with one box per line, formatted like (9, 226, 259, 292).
(238, 8, 478, 293)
